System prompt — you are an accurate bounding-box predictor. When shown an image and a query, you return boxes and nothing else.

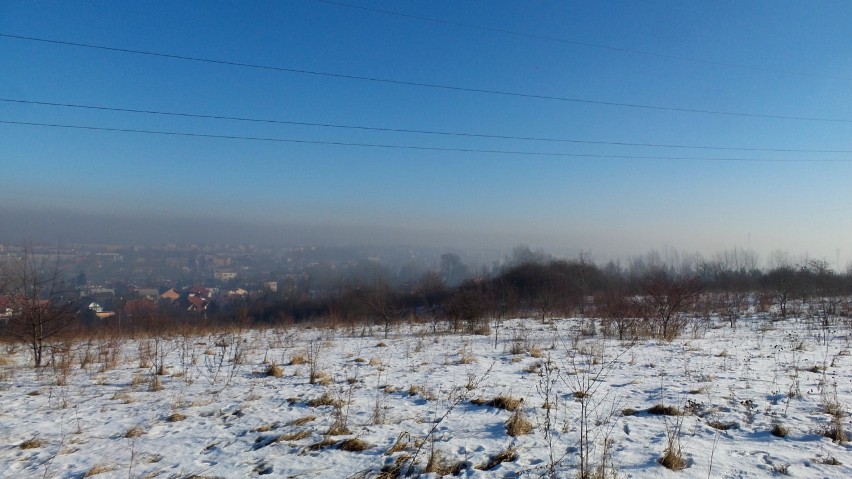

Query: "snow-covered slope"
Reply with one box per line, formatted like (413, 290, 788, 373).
(1, 316, 850, 478)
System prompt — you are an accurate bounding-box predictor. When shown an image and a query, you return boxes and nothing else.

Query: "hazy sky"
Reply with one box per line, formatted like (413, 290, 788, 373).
(2, 1, 852, 264)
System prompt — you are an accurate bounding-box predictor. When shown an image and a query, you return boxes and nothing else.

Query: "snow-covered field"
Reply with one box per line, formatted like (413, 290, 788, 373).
(1, 316, 850, 478)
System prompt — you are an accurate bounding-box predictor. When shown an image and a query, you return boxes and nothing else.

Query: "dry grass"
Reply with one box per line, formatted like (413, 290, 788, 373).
(326, 419, 352, 436)
(83, 463, 115, 477)
(289, 354, 309, 365)
(338, 438, 371, 451)
(707, 420, 737, 431)
(647, 404, 681, 416)
(111, 392, 134, 404)
(659, 446, 686, 470)
(506, 409, 533, 436)
(368, 357, 382, 367)
(19, 437, 42, 449)
(310, 371, 333, 386)
(265, 362, 283, 378)
(770, 423, 789, 437)
(823, 424, 848, 444)
(166, 412, 187, 422)
(385, 432, 412, 455)
(307, 393, 341, 408)
(424, 449, 465, 476)
(472, 395, 523, 411)
(476, 446, 518, 471)
(288, 415, 317, 426)
(124, 426, 146, 438)
(279, 430, 311, 441)
(307, 438, 338, 451)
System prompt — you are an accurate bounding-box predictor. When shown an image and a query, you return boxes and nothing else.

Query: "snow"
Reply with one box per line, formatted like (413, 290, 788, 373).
(1, 316, 850, 478)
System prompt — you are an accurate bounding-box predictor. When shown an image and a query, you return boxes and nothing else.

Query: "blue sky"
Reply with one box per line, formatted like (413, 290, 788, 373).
(2, 1, 852, 264)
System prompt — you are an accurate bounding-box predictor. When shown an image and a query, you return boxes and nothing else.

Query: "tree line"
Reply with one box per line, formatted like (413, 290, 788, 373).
(3, 246, 852, 366)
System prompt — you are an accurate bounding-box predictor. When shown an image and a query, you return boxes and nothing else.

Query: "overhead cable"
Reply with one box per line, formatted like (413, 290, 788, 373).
(3, 97, 851, 154)
(1, 33, 850, 124)
(2, 119, 849, 162)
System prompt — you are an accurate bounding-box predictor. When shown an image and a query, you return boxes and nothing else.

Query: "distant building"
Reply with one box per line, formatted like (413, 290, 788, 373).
(214, 268, 237, 281)
(160, 288, 180, 301)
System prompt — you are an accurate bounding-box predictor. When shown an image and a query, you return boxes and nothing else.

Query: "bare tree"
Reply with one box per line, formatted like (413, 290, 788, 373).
(641, 270, 703, 340)
(1, 247, 73, 367)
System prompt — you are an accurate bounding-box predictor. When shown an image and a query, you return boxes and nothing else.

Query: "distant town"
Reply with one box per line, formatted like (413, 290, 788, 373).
(0, 241, 501, 325)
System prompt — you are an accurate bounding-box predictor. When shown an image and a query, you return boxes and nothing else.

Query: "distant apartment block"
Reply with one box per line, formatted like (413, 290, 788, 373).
(214, 268, 237, 281)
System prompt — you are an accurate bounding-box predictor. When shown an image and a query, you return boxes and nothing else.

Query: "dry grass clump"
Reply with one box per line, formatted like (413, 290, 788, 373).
(707, 420, 737, 431)
(149, 376, 163, 392)
(310, 371, 333, 386)
(659, 445, 686, 470)
(83, 463, 115, 477)
(338, 437, 371, 451)
(289, 354, 309, 365)
(111, 392, 134, 404)
(130, 374, 147, 387)
(407, 385, 435, 400)
(326, 419, 352, 436)
(252, 423, 276, 432)
(265, 362, 283, 378)
(647, 404, 681, 416)
(821, 455, 842, 465)
(472, 395, 523, 411)
(506, 409, 533, 437)
(476, 446, 518, 470)
(621, 408, 638, 417)
(368, 357, 382, 367)
(375, 342, 388, 348)
(307, 393, 341, 408)
(823, 423, 848, 444)
(529, 345, 544, 358)
(770, 423, 789, 437)
(288, 415, 317, 426)
(385, 432, 413, 455)
(166, 412, 187, 422)
(307, 438, 339, 451)
(279, 430, 311, 441)
(524, 361, 542, 374)
(19, 437, 43, 449)
(378, 454, 412, 478)
(424, 449, 466, 476)
(124, 426, 146, 438)
(824, 400, 844, 417)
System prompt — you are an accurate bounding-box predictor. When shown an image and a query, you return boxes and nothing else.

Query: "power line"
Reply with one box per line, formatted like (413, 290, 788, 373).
(4, 97, 852, 154)
(317, 0, 851, 82)
(2, 119, 848, 162)
(2, 33, 850, 124)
